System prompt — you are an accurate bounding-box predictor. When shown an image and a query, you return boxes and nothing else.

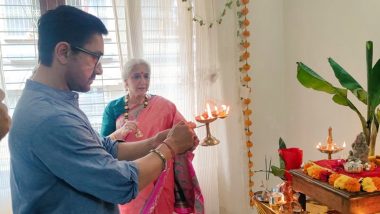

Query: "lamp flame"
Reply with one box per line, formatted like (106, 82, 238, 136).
(316, 142, 322, 149)
(206, 103, 214, 118)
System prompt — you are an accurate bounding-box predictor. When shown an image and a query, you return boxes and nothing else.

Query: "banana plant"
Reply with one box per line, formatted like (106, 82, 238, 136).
(296, 41, 380, 156)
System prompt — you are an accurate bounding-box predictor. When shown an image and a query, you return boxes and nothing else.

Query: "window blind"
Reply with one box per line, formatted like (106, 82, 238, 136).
(0, 1, 195, 212)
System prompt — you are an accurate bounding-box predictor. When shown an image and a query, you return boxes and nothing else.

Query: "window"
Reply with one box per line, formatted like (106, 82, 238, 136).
(0, 1, 195, 211)
(0, 0, 40, 207)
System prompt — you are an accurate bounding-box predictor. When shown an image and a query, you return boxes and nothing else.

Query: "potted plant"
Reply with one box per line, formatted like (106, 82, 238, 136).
(296, 41, 380, 156)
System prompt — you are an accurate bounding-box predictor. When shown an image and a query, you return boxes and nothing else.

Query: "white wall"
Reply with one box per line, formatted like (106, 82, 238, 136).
(284, 0, 380, 162)
(250, 0, 287, 191)
(244, 0, 380, 213)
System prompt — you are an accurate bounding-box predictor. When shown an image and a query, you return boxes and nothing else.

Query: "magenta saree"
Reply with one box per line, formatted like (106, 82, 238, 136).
(116, 95, 204, 214)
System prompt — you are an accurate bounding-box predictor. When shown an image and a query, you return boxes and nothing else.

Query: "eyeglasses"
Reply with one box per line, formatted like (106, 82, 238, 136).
(70, 45, 103, 69)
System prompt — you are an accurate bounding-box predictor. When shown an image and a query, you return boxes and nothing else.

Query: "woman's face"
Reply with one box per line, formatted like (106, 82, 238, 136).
(125, 63, 150, 96)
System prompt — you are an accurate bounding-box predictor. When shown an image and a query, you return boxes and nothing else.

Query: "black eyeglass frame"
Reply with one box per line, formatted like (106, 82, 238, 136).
(70, 45, 103, 68)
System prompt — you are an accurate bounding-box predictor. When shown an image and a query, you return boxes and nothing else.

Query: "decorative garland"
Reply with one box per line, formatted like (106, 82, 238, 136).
(181, 0, 234, 28)
(236, 0, 254, 208)
(303, 162, 380, 193)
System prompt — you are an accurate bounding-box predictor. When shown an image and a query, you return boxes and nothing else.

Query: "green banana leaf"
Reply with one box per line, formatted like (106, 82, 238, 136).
(376, 109, 380, 124)
(297, 61, 368, 150)
(328, 58, 367, 104)
(367, 41, 373, 76)
(297, 62, 349, 107)
(296, 41, 380, 155)
(368, 58, 380, 119)
(297, 62, 366, 128)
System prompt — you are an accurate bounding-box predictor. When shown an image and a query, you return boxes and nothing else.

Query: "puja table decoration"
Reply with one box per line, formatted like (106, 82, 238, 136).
(290, 168, 380, 214)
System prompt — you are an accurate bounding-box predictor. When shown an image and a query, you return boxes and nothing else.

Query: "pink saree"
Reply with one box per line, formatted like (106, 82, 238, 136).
(116, 95, 204, 214)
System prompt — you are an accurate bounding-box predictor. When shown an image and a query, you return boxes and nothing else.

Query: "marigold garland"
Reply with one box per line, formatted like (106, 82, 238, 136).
(344, 178, 361, 192)
(362, 178, 377, 192)
(372, 177, 380, 189)
(328, 173, 341, 185)
(236, 0, 254, 207)
(303, 161, 380, 193)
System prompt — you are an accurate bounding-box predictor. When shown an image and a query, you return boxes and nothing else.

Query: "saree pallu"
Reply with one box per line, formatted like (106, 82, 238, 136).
(114, 95, 204, 214)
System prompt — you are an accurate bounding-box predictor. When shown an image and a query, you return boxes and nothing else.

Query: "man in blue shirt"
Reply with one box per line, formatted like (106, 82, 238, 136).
(8, 5, 195, 214)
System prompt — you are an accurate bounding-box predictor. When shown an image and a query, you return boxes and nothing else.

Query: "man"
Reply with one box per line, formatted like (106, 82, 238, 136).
(8, 5, 195, 214)
(0, 89, 11, 140)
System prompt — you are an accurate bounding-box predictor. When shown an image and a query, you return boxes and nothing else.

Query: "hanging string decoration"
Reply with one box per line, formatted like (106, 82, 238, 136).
(181, 0, 234, 28)
(237, 0, 254, 208)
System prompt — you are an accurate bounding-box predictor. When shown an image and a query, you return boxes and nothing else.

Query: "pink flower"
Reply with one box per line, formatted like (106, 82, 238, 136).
(319, 170, 332, 182)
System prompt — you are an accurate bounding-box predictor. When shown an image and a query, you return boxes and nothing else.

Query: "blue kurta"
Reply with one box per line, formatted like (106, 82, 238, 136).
(9, 80, 139, 214)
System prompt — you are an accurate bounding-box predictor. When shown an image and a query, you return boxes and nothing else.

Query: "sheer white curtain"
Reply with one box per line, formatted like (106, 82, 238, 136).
(112, 0, 222, 212)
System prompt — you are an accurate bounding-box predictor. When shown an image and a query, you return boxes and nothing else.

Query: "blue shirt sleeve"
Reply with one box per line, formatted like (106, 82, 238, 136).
(31, 114, 139, 204)
(101, 136, 119, 158)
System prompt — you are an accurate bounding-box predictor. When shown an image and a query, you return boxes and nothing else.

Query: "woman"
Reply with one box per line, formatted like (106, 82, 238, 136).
(101, 58, 204, 214)
(0, 89, 11, 140)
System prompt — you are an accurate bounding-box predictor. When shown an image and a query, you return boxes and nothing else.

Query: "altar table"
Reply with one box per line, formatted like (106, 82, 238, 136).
(290, 169, 380, 214)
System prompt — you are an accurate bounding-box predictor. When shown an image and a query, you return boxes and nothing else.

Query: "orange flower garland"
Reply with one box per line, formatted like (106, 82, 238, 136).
(372, 177, 380, 190)
(237, 0, 254, 207)
(328, 173, 341, 185)
(344, 178, 361, 192)
(303, 161, 380, 193)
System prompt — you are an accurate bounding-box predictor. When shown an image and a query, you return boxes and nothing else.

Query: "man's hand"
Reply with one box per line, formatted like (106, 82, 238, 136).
(0, 89, 11, 140)
(153, 129, 170, 148)
(164, 121, 195, 154)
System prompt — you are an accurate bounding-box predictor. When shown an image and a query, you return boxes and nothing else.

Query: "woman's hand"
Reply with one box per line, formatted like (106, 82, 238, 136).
(110, 121, 138, 141)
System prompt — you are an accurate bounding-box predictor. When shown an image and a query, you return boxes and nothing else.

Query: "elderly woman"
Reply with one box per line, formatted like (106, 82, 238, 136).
(0, 89, 11, 140)
(101, 58, 204, 214)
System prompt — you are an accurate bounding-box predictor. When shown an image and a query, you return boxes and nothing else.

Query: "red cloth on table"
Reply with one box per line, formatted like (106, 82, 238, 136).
(314, 159, 380, 178)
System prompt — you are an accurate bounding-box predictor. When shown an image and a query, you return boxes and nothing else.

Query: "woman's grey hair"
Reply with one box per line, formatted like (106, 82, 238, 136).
(121, 58, 151, 80)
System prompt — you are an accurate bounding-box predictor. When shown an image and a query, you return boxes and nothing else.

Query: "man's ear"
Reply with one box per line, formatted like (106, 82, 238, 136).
(55, 42, 70, 64)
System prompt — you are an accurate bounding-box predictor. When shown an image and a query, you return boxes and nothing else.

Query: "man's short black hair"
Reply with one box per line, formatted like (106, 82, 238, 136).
(38, 5, 108, 66)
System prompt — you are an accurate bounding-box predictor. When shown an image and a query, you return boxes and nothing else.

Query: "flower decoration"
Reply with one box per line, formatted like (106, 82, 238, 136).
(372, 177, 380, 189)
(344, 178, 361, 192)
(328, 173, 341, 185)
(269, 138, 303, 182)
(362, 177, 377, 192)
(236, 0, 253, 207)
(278, 147, 303, 181)
(303, 161, 380, 193)
(319, 170, 332, 182)
(334, 174, 351, 190)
